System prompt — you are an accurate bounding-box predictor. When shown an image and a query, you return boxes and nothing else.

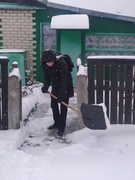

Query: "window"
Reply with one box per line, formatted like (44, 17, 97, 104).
(42, 23, 56, 52)
(85, 33, 135, 59)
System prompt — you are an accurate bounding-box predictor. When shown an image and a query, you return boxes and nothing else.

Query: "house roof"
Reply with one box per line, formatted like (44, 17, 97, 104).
(1, 0, 135, 22)
(0, 0, 46, 9)
(39, 0, 135, 22)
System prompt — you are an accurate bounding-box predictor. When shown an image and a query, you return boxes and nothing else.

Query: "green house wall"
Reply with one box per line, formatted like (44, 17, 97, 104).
(34, 8, 135, 86)
(89, 16, 135, 33)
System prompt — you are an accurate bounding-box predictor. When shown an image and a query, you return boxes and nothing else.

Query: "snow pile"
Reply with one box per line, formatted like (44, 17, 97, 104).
(0, 130, 21, 152)
(9, 67, 21, 81)
(77, 65, 87, 76)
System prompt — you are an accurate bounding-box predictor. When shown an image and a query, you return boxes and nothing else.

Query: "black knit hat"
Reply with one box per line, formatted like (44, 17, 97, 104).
(41, 49, 56, 63)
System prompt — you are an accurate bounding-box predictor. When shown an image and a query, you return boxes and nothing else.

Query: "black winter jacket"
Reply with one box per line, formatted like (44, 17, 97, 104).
(42, 57, 74, 99)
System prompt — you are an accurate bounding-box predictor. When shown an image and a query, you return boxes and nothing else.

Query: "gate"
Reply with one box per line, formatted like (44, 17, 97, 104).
(0, 56, 9, 130)
(87, 56, 135, 124)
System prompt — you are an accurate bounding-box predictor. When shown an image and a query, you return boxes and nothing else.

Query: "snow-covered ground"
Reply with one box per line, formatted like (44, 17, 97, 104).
(0, 84, 135, 180)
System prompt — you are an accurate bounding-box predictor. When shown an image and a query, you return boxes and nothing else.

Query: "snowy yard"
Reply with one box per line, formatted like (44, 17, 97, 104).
(0, 84, 135, 180)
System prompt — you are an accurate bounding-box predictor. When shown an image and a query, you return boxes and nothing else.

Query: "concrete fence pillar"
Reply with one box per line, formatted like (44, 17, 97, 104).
(76, 72, 88, 129)
(8, 62, 22, 129)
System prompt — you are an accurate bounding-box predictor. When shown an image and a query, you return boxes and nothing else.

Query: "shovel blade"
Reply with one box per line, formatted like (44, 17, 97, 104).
(80, 103, 107, 130)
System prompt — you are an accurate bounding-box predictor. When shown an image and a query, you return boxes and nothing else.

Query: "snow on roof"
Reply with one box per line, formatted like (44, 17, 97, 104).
(50, 14, 89, 29)
(47, 0, 135, 21)
(87, 55, 135, 59)
(0, 49, 26, 53)
(0, 56, 8, 59)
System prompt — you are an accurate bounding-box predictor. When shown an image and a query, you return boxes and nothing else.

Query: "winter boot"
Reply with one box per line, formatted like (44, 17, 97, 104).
(47, 123, 58, 130)
(55, 130, 64, 138)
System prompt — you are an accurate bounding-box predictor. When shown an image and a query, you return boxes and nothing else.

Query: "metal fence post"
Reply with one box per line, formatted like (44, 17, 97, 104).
(0, 57, 9, 130)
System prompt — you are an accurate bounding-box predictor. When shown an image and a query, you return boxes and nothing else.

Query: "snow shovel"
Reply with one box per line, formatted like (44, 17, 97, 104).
(48, 91, 109, 130)
(80, 103, 110, 130)
(48, 91, 80, 114)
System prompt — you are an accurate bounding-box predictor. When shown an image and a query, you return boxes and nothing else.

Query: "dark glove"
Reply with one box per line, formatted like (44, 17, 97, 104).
(41, 86, 48, 93)
(57, 95, 63, 103)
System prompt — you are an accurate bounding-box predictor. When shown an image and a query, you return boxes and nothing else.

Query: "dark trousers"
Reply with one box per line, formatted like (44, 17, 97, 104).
(51, 96, 69, 132)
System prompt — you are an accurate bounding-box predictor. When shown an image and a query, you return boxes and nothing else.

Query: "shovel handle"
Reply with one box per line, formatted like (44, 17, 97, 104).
(48, 91, 80, 114)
